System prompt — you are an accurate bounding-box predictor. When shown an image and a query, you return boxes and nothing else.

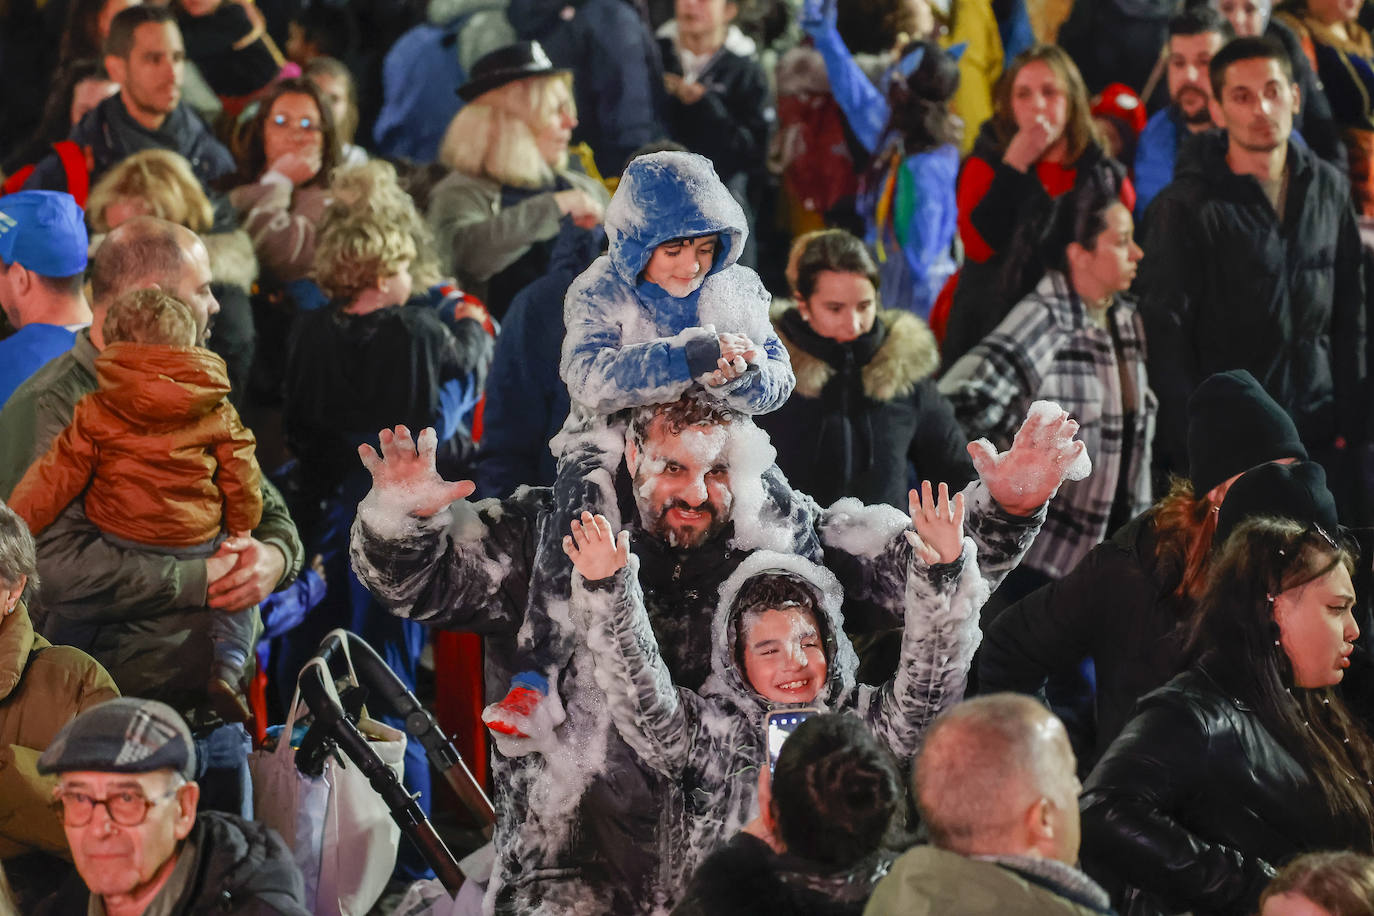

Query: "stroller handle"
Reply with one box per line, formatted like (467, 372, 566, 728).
(313, 628, 497, 828)
(295, 653, 468, 894)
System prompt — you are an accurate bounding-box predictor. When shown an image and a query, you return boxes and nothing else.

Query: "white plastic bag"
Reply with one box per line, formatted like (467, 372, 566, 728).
(249, 654, 405, 915)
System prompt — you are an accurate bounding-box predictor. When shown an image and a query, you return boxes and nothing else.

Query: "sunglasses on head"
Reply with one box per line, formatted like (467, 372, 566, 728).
(269, 114, 321, 131)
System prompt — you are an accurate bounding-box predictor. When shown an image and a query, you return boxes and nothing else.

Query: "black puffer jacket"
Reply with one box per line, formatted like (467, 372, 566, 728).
(977, 511, 1191, 767)
(284, 303, 483, 496)
(759, 306, 975, 510)
(1080, 666, 1369, 916)
(1134, 132, 1366, 477)
(36, 812, 309, 915)
(671, 833, 897, 916)
(23, 93, 235, 193)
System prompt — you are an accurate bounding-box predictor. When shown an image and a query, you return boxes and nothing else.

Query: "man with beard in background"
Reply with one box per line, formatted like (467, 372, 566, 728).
(1134, 7, 1231, 218)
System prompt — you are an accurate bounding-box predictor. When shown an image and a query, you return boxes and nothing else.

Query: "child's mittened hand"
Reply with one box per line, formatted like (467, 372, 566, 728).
(563, 512, 630, 580)
(905, 480, 966, 566)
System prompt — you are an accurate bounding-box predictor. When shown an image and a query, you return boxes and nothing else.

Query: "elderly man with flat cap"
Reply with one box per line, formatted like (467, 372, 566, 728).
(34, 697, 308, 916)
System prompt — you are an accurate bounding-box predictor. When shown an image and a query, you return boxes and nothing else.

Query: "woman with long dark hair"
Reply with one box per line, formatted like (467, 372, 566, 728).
(1081, 517, 1374, 916)
(977, 394, 1314, 770)
(940, 161, 1152, 606)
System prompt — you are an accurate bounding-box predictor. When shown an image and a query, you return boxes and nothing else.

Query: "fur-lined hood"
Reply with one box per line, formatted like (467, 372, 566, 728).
(87, 229, 259, 291)
(770, 302, 940, 402)
(201, 229, 259, 291)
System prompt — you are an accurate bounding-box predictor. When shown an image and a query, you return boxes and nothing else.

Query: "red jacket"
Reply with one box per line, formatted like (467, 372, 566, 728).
(10, 342, 262, 545)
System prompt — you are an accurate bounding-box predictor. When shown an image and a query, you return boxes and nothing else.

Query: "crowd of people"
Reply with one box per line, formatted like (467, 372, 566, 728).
(4, 0, 1374, 912)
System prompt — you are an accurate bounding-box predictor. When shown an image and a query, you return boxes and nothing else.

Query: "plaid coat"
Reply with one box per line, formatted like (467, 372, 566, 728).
(939, 271, 1155, 579)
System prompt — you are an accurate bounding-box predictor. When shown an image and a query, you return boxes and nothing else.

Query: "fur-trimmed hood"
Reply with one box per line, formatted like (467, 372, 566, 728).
(201, 229, 259, 291)
(770, 303, 940, 402)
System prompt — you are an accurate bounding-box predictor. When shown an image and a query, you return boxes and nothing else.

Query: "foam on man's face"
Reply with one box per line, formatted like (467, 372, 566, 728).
(631, 419, 733, 549)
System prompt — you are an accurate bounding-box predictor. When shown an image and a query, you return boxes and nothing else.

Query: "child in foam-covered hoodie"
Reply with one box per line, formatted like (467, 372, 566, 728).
(483, 150, 796, 739)
(560, 479, 988, 906)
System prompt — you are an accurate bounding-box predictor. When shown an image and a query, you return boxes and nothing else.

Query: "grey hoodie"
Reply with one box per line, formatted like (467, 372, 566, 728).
(574, 535, 998, 907)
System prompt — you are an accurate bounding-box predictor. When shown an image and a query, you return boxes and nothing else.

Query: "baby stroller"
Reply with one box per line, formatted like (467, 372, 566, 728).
(286, 628, 495, 910)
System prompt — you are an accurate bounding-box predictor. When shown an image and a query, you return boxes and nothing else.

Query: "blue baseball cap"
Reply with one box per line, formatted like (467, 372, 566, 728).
(0, 190, 89, 277)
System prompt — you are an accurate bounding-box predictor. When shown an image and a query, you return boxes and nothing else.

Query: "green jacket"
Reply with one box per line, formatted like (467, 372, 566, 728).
(426, 167, 609, 304)
(0, 329, 302, 712)
(0, 602, 118, 859)
(864, 847, 1114, 916)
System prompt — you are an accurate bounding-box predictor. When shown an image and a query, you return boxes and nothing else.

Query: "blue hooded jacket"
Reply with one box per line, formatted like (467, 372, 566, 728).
(807, 21, 958, 318)
(560, 151, 793, 415)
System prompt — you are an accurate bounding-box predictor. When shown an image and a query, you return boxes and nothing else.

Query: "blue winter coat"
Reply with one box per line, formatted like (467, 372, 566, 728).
(561, 151, 792, 416)
(1133, 106, 1182, 222)
(373, 24, 466, 162)
(508, 0, 666, 176)
(372, 0, 514, 162)
(808, 22, 958, 318)
(475, 222, 602, 498)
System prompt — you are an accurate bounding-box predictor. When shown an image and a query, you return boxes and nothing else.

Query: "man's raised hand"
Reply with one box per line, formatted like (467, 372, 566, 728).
(969, 401, 1090, 517)
(357, 425, 474, 517)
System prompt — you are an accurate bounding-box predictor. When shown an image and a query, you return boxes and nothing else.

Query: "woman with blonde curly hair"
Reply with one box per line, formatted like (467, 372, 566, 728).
(428, 41, 609, 319)
(86, 149, 260, 402)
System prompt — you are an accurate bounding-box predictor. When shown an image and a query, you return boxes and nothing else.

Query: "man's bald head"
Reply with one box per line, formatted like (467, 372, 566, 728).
(914, 694, 1082, 863)
(89, 216, 218, 347)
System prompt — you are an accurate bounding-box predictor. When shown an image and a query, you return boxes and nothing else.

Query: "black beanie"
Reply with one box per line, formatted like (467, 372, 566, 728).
(1214, 460, 1338, 548)
(1187, 371, 1308, 495)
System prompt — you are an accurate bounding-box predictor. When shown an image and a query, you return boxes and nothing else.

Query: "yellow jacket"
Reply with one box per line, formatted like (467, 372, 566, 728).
(942, 0, 1005, 155)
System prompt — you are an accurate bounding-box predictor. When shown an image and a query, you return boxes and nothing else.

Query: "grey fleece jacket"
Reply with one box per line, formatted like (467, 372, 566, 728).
(573, 535, 1004, 905)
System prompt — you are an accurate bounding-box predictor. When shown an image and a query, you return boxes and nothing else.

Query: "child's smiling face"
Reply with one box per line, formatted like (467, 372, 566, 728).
(742, 606, 827, 704)
(643, 234, 719, 297)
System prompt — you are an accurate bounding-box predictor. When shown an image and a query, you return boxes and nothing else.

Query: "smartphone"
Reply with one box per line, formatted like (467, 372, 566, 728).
(766, 708, 819, 774)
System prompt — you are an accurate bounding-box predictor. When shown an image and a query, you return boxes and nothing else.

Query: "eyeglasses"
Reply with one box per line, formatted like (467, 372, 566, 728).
(268, 114, 321, 132)
(53, 784, 182, 827)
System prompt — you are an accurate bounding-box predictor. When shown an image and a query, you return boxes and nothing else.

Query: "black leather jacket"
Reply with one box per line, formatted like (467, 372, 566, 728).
(1079, 666, 1365, 916)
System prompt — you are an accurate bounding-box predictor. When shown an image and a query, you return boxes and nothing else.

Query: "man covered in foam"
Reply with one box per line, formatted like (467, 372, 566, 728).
(349, 395, 1088, 914)
(484, 150, 796, 738)
(561, 474, 1015, 907)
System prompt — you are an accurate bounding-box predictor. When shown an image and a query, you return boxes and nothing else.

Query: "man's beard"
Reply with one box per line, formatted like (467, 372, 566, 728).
(1177, 89, 1213, 126)
(641, 497, 727, 549)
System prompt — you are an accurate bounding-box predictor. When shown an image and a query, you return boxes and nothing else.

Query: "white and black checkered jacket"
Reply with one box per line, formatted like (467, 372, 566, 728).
(939, 271, 1156, 580)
